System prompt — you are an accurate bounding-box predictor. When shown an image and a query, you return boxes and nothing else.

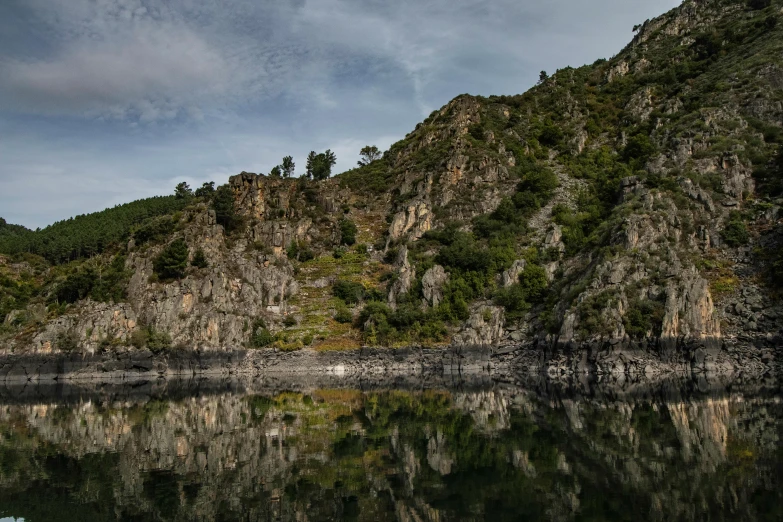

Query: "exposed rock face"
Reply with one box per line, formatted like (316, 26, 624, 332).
(421, 265, 448, 308)
(388, 201, 432, 241)
(454, 304, 505, 346)
(500, 260, 527, 288)
(388, 246, 415, 310)
(660, 268, 721, 352)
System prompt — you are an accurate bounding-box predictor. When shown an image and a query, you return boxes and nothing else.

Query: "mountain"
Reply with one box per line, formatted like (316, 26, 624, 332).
(1, 0, 781, 375)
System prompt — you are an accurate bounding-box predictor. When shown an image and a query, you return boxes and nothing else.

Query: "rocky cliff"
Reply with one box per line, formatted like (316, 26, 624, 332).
(1, 0, 782, 375)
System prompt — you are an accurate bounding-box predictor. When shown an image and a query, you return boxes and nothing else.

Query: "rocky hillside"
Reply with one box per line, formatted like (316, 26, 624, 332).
(1, 0, 782, 368)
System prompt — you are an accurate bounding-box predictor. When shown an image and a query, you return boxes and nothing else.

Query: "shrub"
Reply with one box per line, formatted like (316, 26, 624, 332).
(721, 216, 749, 247)
(250, 319, 274, 348)
(130, 329, 149, 349)
(55, 331, 79, 352)
(339, 219, 358, 246)
(333, 280, 366, 304)
(518, 264, 548, 304)
(287, 241, 315, 262)
(52, 269, 94, 304)
(90, 255, 131, 303)
(538, 124, 564, 148)
(623, 299, 665, 338)
(191, 248, 208, 269)
(283, 315, 298, 327)
(153, 239, 189, 281)
(334, 303, 354, 324)
(146, 327, 172, 354)
(622, 134, 656, 163)
(468, 123, 485, 141)
(133, 216, 175, 245)
(494, 284, 530, 316)
(494, 263, 548, 316)
(51, 255, 130, 305)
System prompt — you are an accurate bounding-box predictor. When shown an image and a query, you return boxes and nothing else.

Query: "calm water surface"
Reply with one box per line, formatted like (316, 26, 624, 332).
(0, 382, 780, 521)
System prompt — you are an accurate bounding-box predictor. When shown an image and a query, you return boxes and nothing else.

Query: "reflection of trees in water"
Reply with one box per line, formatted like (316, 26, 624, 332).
(0, 389, 779, 522)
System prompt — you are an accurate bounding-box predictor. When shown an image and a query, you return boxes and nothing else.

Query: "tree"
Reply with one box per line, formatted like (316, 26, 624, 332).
(153, 239, 189, 280)
(339, 218, 357, 246)
(191, 248, 208, 269)
(306, 150, 337, 180)
(306, 151, 317, 179)
(175, 182, 193, 199)
(195, 181, 215, 198)
(270, 165, 282, 178)
(212, 185, 238, 231)
(357, 146, 382, 167)
(538, 71, 549, 84)
(281, 156, 295, 178)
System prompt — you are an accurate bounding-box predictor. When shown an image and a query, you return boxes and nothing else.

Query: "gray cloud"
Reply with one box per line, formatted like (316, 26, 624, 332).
(0, 0, 680, 122)
(0, 0, 682, 228)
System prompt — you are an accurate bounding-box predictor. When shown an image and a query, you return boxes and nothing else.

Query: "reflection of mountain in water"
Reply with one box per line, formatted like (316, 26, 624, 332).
(0, 386, 780, 521)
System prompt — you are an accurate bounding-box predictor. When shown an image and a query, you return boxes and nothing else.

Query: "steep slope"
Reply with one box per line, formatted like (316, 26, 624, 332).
(0, 0, 781, 374)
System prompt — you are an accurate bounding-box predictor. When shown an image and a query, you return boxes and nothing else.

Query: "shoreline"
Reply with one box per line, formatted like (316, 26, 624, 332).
(0, 339, 777, 384)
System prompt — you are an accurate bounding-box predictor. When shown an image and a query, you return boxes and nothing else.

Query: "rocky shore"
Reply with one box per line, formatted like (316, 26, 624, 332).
(0, 337, 777, 384)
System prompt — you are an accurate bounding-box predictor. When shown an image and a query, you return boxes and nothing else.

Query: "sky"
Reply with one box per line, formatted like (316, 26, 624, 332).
(0, 0, 681, 229)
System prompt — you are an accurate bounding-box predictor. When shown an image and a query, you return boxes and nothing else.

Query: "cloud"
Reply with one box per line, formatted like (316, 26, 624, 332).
(0, 0, 683, 228)
(1, 0, 680, 122)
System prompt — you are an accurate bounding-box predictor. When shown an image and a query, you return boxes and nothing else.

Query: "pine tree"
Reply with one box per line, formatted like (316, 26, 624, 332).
(212, 185, 238, 231)
(153, 239, 189, 280)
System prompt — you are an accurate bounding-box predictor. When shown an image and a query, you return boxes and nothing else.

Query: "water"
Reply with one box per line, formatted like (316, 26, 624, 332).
(0, 381, 780, 521)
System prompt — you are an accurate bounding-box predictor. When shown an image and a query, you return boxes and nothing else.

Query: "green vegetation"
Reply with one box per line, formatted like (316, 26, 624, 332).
(174, 182, 193, 199)
(191, 248, 208, 269)
(334, 302, 354, 324)
(130, 326, 173, 353)
(0, 196, 187, 264)
(51, 254, 130, 305)
(281, 155, 296, 178)
(0, 258, 45, 324)
(333, 280, 366, 305)
(195, 181, 215, 198)
(153, 239, 189, 281)
(337, 158, 395, 194)
(212, 185, 240, 232)
(473, 159, 558, 240)
(494, 263, 548, 318)
(287, 240, 315, 262)
(339, 219, 358, 246)
(623, 298, 666, 338)
(132, 215, 177, 246)
(306, 150, 337, 180)
(359, 300, 448, 346)
(357, 145, 382, 167)
(722, 213, 750, 247)
(250, 319, 274, 348)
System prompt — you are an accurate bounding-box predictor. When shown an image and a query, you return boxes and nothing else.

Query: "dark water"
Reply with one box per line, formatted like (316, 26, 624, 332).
(0, 381, 780, 521)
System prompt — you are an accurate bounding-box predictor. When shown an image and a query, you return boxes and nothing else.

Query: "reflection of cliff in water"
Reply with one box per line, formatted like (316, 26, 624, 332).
(0, 385, 780, 521)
